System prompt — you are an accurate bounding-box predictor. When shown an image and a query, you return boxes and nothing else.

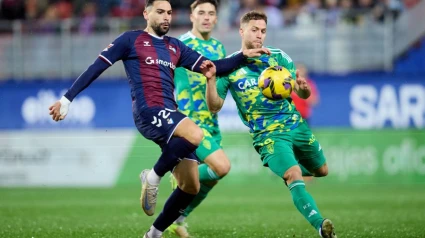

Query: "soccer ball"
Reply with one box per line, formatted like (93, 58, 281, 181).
(258, 66, 295, 100)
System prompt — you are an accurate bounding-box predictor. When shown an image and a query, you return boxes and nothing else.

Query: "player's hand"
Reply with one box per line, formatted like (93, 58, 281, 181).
(242, 48, 271, 58)
(295, 69, 309, 90)
(48, 96, 71, 122)
(200, 60, 216, 79)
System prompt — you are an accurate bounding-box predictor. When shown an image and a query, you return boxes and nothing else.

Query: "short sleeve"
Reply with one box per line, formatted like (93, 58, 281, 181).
(216, 76, 230, 100)
(221, 44, 227, 59)
(275, 49, 296, 79)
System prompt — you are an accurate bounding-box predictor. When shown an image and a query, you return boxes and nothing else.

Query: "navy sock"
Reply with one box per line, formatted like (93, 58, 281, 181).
(153, 187, 196, 231)
(153, 137, 198, 176)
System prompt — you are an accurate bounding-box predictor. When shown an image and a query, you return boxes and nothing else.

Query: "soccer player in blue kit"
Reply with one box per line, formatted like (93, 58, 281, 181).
(48, 1, 269, 237)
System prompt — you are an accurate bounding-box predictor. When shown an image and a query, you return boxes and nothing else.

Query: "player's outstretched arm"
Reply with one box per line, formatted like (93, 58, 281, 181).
(178, 39, 270, 76)
(211, 48, 271, 76)
(201, 61, 224, 114)
(294, 69, 311, 99)
(49, 32, 130, 122)
(49, 58, 110, 121)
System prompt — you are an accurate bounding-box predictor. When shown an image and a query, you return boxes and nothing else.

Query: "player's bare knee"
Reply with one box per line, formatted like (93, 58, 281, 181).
(214, 160, 231, 177)
(205, 151, 231, 178)
(193, 127, 204, 145)
(283, 166, 303, 184)
(314, 164, 328, 177)
(174, 120, 204, 146)
(185, 126, 203, 146)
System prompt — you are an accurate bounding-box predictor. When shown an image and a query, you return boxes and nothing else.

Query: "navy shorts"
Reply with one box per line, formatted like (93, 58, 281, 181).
(134, 107, 188, 148)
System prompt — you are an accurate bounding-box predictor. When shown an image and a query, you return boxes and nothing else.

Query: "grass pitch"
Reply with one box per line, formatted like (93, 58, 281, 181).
(1, 181, 424, 238)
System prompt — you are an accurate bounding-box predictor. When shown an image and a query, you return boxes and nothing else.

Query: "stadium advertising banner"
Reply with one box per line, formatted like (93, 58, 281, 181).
(1, 129, 423, 187)
(0, 74, 424, 186)
(0, 130, 134, 187)
(309, 74, 425, 129)
(118, 130, 425, 186)
(1, 74, 424, 130)
(0, 80, 134, 130)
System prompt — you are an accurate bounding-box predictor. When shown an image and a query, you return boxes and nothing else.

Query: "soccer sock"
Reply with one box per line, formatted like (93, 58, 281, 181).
(198, 163, 220, 182)
(153, 137, 198, 177)
(147, 169, 161, 186)
(147, 225, 162, 238)
(153, 187, 196, 232)
(288, 180, 324, 230)
(183, 183, 213, 217)
(175, 215, 186, 224)
(299, 164, 313, 177)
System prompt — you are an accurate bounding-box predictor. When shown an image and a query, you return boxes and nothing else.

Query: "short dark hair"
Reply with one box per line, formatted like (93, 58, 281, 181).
(190, 0, 219, 13)
(240, 11, 267, 25)
(145, 0, 170, 8)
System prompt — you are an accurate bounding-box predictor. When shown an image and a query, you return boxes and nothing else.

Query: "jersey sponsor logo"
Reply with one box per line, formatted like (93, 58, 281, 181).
(143, 41, 150, 46)
(237, 78, 258, 90)
(102, 44, 114, 52)
(145, 57, 176, 69)
(145, 57, 154, 65)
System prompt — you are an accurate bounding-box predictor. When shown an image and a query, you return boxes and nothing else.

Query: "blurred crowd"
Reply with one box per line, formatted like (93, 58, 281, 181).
(0, 0, 420, 31)
(230, 0, 417, 27)
(0, 0, 209, 20)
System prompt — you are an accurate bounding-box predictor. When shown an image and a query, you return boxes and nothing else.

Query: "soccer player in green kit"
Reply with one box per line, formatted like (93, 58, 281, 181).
(202, 11, 337, 238)
(168, 1, 230, 237)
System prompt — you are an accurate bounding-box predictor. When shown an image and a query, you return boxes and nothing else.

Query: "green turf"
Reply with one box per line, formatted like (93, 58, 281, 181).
(1, 181, 424, 238)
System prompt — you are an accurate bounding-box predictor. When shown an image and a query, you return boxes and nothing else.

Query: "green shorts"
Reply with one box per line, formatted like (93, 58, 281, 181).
(196, 127, 222, 162)
(254, 121, 326, 178)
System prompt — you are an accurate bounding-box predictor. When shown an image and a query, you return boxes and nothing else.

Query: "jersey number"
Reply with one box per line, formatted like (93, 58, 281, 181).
(151, 109, 176, 127)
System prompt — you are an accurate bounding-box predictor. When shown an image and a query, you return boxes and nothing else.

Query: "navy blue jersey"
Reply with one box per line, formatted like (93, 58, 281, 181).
(99, 30, 205, 110)
(63, 30, 245, 116)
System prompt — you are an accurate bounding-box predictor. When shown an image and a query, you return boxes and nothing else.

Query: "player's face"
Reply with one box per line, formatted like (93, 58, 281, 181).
(190, 3, 217, 34)
(240, 20, 267, 49)
(144, 1, 172, 36)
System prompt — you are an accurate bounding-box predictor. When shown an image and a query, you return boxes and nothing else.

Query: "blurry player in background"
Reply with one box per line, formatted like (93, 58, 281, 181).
(291, 63, 319, 182)
(48, 1, 269, 237)
(204, 11, 337, 238)
(291, 63, 320, 125)
(167, 1, 229, 237)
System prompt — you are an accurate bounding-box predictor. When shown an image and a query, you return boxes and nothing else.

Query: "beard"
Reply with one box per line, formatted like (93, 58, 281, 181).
(151, 22, 170, 36)
(245, 40, 261, 49)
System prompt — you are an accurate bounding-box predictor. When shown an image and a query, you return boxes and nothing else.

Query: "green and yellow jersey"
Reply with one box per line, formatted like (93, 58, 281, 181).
(174, 31, 227, 133)
(216, 46, 302, 143)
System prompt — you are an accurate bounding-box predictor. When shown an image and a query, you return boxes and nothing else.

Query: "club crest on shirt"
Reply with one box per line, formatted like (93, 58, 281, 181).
(169, 45, 176, 54)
